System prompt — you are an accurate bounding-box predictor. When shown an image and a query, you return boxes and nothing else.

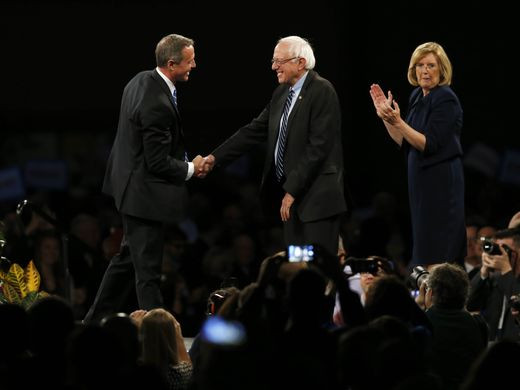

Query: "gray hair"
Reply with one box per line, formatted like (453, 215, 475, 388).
(277, 36, 315, 70)
(155, 34, 194, 67)
(428, 263, 469, 310)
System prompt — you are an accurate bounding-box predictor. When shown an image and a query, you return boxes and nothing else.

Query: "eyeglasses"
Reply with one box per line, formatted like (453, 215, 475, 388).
(415, 63, 437, 70)
(271, 57, 299, 66)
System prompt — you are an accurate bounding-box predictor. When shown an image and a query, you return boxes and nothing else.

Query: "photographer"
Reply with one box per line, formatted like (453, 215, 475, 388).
(332, 256, 393, 326)
(467, 227, 520, 341)
(418, 263, 487, 390)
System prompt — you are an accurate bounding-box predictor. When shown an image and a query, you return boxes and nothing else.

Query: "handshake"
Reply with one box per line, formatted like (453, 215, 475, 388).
(192, 154, 215, 179)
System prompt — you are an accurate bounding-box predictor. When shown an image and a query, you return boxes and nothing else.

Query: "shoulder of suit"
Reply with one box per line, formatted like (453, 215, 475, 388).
(131, 69, 154, 80)
(126, 70, 155, 86)
(306, 71, 336, 91)
(431, 85, 457, 98)
(430, 85, 461, 105)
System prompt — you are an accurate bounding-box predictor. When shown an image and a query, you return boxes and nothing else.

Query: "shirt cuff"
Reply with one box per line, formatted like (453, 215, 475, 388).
(185, 162, 194, 180)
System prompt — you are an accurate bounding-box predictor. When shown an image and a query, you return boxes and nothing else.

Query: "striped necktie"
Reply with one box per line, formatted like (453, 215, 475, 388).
(275, 89, 294, 181)
(172, 89, 178, 107)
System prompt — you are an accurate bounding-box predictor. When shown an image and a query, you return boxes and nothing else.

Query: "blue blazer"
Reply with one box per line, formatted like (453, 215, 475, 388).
(405, 85, 463, 168)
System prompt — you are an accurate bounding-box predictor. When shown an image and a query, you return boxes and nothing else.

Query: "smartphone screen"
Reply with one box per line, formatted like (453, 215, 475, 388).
(287, 245, 314, 262)
(201, 316, 246, 346)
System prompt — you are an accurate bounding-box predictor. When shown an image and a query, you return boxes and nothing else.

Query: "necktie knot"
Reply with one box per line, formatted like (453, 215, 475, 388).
(275, 89, 295, 181)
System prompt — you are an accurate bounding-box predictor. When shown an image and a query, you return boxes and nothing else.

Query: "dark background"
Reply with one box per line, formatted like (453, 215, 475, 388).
(1, 0, 517, 228)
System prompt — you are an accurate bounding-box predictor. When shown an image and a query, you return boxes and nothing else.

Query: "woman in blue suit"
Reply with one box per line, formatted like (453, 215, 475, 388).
(370, 42, 466, 266)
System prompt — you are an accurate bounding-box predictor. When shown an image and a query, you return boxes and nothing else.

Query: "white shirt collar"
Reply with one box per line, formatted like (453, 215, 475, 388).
(291, 70, 308, 93)
(156, 67, 176, 96)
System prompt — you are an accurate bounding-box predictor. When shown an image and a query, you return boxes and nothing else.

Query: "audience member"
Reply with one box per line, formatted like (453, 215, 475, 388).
(131, 308, 192, 390)
(280, 267, 338, 389)
(460, 340, 520, 390)
(27, 296, 76, 390)
(33, 231, 66, 296)
(188, 286, 240, 365)
(467, 227, 520, 341)
(0, 304, 30, 390)
(508, 211, 520, 229)
(421, 263, 487, 390)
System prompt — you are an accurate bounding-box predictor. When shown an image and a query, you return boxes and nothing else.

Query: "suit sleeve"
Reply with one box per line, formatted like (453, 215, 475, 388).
(422, 90, 461, 157)
(467, 274, 492, 311)
(139, 95, 188, 184)
(284, 81, 341, 198)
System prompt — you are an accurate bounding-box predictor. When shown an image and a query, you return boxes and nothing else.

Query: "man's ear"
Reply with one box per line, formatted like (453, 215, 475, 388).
(298, 57, 307, 71)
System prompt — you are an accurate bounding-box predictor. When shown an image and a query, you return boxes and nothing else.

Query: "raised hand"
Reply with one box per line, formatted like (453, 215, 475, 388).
(369, 83, 389, 113)
(370, 84, 400, 125)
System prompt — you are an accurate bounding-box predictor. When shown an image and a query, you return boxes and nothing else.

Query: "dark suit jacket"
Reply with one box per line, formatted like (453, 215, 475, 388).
(103, 69, 189, 222)
(212, 70, 347, 222)
(467, 271, 520, 341)
(405, 85, 463, 168)
(426, 306, 487, 390)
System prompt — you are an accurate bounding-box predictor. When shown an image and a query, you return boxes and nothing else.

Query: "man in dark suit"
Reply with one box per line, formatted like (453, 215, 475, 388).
(422, 263, 487, 390)
(205, 36, 346, 255)
(467, 227, 520, 341)
(84, 34, 207, 323)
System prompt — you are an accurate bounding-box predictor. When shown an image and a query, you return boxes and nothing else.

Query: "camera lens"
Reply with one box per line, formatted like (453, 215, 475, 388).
(509, 294, 520, 311)
(482, 239, 502, 255)
(408, 266, 429, 290)
(417, 273, 429, 289)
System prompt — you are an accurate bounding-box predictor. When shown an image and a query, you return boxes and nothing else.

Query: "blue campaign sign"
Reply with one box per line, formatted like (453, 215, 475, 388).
(499, 149, 520, 187)
(0, 167, 25, 201)
(24, 160, 67, 190)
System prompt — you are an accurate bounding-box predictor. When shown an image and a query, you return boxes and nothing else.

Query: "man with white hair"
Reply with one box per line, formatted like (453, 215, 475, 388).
(205, 36, 347, 255)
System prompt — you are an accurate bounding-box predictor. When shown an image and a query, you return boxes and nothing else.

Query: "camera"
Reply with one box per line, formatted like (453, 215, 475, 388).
(408, 265, 430, 290)
(287, 245, 314, 262)
(509, 294, 520, 312)
(481, 238, 502, 256)
(344, 257, 380, 275)
(481, 238, 513, 258)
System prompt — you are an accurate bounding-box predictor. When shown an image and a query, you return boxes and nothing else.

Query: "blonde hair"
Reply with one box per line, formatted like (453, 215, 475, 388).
(140, 308, 178, 370)
(407, 42, 453, 86)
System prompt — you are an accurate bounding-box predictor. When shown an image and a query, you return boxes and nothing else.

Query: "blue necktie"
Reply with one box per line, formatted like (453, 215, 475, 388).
(172, 88, 178, 107)
(275, 89, 294, 181)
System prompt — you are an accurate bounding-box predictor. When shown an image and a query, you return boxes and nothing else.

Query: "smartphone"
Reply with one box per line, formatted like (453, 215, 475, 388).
(287, 244, 314, 262)
(200, 316, 246, 346)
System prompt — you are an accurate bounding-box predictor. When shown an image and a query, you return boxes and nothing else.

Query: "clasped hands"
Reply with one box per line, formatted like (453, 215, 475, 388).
(369, 83, 401, 125)
(192, 154, 215, 179)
